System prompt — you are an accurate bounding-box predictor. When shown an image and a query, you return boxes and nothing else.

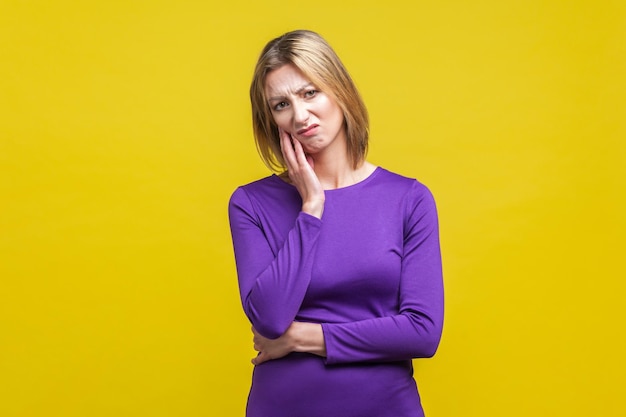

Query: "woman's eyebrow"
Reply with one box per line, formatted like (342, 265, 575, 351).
(268, 83, 315, 101)
(294, 83, 315, 94)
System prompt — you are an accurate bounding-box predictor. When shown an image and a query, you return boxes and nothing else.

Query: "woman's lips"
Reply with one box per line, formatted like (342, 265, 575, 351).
(297, 125, 319, 137)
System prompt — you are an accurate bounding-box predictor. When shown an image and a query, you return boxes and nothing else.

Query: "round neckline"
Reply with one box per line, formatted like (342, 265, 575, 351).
(271, 166, 382, 192)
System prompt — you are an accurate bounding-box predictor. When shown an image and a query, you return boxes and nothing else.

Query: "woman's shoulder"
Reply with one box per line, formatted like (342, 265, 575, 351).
(372, 168, 438, 225)
(242, 172, 296, 189)
(374, 167, 434, 197)
(229, 174, 298, 210)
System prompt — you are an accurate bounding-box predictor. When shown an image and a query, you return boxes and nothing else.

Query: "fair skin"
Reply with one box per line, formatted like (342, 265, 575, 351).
(251, 63, 376, 366)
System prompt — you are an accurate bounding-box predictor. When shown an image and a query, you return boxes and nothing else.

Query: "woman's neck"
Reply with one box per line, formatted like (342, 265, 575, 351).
(312, 156, 376, 190)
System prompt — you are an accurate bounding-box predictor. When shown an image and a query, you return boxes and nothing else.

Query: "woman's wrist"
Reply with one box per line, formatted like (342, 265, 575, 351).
(302, 199, 325, 219)
(290, 322, 327, 357)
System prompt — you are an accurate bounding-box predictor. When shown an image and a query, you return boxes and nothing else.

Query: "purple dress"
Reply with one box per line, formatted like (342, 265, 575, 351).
(228, 167, 444, 417)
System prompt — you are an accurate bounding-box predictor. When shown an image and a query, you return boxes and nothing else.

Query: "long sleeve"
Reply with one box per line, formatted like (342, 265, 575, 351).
(228, 186, 322, 339)
(321, 182, 444, 364)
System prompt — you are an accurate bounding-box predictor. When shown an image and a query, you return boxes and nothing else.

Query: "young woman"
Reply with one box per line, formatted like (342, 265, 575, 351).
(228, 30, 444, 417)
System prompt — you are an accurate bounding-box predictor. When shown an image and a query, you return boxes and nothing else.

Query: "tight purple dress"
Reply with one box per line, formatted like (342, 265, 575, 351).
(228, 167, 444, 417)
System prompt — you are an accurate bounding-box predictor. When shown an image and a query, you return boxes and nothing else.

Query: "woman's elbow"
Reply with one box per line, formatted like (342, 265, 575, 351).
(417, 334, 441, 358)
(245, 307, 291, 339)
(410, 316, 443, 358)
(243, 296, 294, 339)
(250, 321, 288, 340)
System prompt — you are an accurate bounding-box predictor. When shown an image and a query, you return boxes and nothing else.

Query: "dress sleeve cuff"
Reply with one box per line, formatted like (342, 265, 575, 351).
(321, 323, 339, 365)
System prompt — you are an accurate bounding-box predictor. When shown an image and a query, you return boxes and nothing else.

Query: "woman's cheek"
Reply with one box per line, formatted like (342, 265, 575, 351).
(273, 113, 290, 132)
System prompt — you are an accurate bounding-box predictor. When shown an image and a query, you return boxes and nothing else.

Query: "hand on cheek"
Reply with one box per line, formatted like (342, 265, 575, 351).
(279, 129, 325, 218)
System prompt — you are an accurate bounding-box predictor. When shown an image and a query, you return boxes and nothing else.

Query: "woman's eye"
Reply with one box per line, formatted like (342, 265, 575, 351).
(305, 90, 317, 98)
(274, 101, 288, 111)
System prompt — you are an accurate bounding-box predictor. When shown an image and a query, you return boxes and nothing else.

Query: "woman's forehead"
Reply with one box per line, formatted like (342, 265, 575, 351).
(264, 64, 313, 98)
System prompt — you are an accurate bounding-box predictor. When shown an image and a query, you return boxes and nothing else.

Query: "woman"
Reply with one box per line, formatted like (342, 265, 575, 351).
(228, 30, 444, 417)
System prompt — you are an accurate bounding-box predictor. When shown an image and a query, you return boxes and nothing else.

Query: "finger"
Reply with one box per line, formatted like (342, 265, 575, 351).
(291, 137, 309, 165)
(252, 336, 263, 350)
(287, 138, 315, 180)
(252, 351, 268, 366)
(291, 139, 316, 175)
(279, 130, 296, 166)
(306, 155, 315, 171)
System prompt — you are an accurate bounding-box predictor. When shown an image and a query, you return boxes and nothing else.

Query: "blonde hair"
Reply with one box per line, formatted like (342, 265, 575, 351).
(250, 30, 369, 171)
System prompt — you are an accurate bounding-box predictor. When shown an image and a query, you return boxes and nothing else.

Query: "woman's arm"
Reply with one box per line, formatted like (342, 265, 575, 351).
(228, 130, 325, 340)
(321, 182, 444, 364)
(229, 190, 322, 339)
(251, 322, 326, 365)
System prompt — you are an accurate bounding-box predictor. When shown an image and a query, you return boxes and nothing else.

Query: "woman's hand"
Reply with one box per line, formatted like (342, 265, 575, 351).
(251, 325, 294, 366)
(251, 322, 327, 366)
(279, 129, 325, 218)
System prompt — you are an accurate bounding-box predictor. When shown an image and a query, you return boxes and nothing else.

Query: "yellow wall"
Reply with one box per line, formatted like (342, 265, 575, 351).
(1, 1, 624, 416)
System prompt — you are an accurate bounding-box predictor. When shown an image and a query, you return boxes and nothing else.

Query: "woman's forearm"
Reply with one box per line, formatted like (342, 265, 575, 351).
(290, 322, 327, 357)
(251, 321, 327, 365)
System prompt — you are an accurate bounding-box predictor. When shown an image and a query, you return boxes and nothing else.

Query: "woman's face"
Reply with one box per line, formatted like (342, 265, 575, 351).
(265, 64, 346, 157)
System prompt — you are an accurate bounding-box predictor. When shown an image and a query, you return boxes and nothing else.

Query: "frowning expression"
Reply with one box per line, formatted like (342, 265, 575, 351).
(265, 64, 346, 157)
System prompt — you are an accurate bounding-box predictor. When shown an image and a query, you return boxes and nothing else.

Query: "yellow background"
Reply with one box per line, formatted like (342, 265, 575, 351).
(1, 1, 624, 416)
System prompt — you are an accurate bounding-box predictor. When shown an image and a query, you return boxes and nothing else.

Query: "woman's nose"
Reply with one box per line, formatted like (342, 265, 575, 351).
(292, 101, 309, 125)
